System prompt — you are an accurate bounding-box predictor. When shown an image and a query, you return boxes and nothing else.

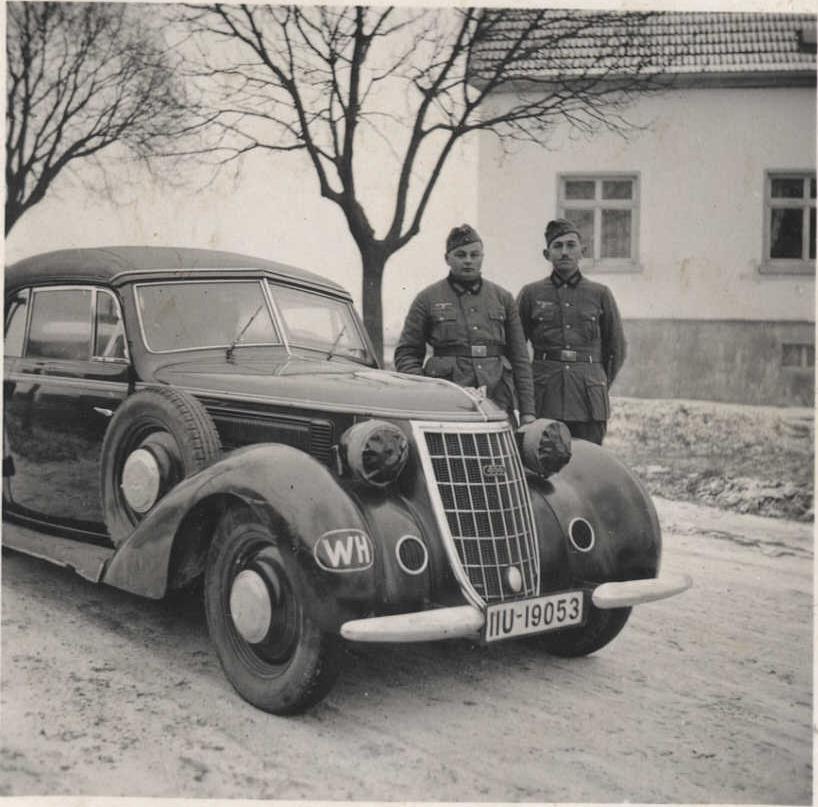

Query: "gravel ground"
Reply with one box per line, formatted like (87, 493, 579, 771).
(2, 496, 813, 802)
(606, 396, 814, 522)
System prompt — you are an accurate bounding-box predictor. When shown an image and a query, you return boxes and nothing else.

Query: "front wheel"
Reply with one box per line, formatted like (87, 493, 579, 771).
(533, 606, 631, 657)
(204, 508, 342, 715)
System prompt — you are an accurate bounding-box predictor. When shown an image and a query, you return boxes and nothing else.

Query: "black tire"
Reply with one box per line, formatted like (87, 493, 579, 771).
(204, 508, 342, 715)
(100, 387, 221, 546)
(534, 606, 631, 658)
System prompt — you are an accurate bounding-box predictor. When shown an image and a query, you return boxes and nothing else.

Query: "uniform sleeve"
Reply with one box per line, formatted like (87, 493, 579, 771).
(600, 286, 626, 385)
(394, 292, 429, 375)
(504, 291, 536, 417)
(516, 285, 534, 343)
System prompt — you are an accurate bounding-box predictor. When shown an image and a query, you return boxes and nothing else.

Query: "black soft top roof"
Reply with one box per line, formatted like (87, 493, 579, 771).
(5, 246, 348, 297)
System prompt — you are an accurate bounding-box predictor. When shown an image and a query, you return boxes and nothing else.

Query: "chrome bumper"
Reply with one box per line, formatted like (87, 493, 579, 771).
(591, 573, 693, 609)
(340, 573, 692, 643)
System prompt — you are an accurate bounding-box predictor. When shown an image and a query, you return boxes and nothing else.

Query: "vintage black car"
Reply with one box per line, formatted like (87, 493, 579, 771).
(3, 246, 690, 714)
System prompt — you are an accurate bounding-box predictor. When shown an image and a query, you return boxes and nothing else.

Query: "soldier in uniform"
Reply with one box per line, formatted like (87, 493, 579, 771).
(517, 218, 626, 445)
(395, 224, 535, 426)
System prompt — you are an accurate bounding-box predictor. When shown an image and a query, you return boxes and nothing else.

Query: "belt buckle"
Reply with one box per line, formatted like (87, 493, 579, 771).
(560, 349, 577, 361)
(471, 344, 488, 358)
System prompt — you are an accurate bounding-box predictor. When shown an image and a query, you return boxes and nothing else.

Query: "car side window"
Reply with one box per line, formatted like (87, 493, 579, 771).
(93, 289, 127, 361)
(26, 287, 93, 361)
(4, 288, 30, 358)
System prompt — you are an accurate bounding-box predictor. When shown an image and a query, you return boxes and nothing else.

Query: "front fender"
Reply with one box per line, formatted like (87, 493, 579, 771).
(103, 445, 374, 618)
(529, 440, 661, 588)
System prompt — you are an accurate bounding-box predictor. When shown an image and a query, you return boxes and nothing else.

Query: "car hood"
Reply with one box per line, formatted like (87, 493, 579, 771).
(150, 356, 504, 421)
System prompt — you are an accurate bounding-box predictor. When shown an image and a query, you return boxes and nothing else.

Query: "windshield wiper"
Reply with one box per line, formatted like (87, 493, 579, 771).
(326, 324, 347, 360)
(226, 304, 264, 363)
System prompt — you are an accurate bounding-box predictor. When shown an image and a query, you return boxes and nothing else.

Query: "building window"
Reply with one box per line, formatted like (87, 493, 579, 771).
(782, 343, 815, 369)
(763, 171, 815, 274)
(558, 174, 639, 270)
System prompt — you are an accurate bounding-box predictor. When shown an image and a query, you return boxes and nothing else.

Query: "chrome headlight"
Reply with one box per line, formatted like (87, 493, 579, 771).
(340, 420, 409, 488)
(518, 418, 572, 478)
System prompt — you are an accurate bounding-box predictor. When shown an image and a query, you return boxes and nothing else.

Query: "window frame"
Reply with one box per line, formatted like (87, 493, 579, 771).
(557, 171, 642, 273)
(91, 288, 130, 364)
(761, 170, 816, 275)
(782, 342, 815, 370)
(25, 285, 95, 362)
(133, 278, 284, 355)
(16, 285, 131, 364)
(4, 287, 31, 359)
(266, 281, 372, 363)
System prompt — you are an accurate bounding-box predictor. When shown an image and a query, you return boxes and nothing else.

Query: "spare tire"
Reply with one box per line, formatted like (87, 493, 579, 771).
(100, 387, 222, 546)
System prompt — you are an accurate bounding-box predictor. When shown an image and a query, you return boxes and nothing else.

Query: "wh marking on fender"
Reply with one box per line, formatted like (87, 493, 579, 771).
(314, 529, 374, 572)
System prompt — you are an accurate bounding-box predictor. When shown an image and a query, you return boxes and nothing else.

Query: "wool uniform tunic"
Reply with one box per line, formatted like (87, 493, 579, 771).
(516, 271, 626, 423)
(394, 276, 535, 417)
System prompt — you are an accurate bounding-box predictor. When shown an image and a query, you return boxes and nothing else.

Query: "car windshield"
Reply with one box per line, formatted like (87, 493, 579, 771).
(135, 280, 280, 352)
(268, 283, 368, 361)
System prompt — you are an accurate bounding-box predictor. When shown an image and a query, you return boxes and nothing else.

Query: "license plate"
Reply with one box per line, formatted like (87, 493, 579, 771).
(483, 591, 585, 642)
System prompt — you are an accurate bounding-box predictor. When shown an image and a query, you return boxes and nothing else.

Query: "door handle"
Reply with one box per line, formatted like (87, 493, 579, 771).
(93, 407, 114, 418)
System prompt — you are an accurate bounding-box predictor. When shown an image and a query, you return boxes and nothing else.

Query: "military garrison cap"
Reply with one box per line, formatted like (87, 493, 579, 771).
(545, 218, 580, 247)
(446, 224, 482, 253)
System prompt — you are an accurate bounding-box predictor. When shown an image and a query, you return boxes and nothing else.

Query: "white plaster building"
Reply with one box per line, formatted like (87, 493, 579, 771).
(473, 11, 816, 405)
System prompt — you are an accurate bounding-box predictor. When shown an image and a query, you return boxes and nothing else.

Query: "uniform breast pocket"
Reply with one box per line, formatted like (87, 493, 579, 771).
(430, 308, 458, 341)
(534, 301, 557, 323)
(580, 307, 601, 341)
(488, 308, 506, 341)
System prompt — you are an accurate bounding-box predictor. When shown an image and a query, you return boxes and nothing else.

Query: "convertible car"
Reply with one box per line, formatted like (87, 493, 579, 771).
(3, 246, 691, 714)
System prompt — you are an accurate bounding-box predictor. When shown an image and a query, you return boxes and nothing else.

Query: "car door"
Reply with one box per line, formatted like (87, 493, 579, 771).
(4, 284, 130, 533)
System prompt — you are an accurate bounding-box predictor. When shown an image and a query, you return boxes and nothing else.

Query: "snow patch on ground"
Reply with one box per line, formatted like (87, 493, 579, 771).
(606, 397, 814, 522)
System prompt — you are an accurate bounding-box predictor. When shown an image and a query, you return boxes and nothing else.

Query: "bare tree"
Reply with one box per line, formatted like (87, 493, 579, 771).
(174, 5, 665, 359)
(5, 2, 192, 235)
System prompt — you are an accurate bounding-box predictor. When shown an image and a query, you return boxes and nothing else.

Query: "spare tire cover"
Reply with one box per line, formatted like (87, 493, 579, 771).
(100, 386, 222, 546)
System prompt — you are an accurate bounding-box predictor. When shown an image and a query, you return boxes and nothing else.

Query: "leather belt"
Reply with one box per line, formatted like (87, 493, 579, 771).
(535, 349, 597, 363)
(434, 344, 503, 358)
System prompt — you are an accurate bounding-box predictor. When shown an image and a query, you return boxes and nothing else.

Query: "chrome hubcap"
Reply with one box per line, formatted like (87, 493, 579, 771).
(230, 569, 273, 644)
(121, 448, 161, 513)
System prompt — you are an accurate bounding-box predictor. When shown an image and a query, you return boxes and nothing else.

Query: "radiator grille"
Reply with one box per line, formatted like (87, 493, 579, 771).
(420, 425, 540, 603)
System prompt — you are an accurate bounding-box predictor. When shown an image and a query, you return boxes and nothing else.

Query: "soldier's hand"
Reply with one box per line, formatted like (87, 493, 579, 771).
(519, 414, 536, 426)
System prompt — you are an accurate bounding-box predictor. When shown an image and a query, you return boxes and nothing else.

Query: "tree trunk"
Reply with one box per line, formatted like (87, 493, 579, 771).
(359, 245, 388, 366)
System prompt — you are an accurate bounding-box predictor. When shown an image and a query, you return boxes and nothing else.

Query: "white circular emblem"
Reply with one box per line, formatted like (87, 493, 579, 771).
(121, 448, 161, 513)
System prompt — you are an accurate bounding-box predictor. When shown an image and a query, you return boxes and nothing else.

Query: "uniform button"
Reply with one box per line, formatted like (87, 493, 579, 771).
(565, 302, 571, 307)
(566, 344, 571, 349)
(472, 325, 478, 330)
(565, 365, 571, 371)
(566, 324, 572, 329)
(470, 307, 476, 312)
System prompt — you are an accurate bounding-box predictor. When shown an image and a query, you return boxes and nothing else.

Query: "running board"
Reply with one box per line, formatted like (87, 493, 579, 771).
(2, 521, 114, 583)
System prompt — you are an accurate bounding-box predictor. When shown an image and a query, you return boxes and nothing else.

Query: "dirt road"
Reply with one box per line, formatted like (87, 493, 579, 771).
(1, 496, 812, 803)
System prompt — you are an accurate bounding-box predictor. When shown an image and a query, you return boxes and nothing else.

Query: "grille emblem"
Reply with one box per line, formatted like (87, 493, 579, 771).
(505, 566, 523, 593)
(482, 463, 506, 479)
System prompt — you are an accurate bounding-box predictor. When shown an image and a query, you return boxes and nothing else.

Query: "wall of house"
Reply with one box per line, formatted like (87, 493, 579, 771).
(477, 84, 816, 405)
(615, 319, 814, 406)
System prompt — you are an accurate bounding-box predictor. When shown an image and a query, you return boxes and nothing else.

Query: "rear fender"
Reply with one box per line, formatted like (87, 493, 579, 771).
(102, 445, 375, 624)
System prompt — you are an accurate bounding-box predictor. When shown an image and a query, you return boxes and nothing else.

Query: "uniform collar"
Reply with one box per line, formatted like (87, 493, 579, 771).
(549, 268, 582, 288)
(447, 274, 483, 295)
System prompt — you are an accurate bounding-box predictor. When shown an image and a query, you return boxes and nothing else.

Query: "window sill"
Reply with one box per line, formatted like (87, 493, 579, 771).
(759, 260, 815, 276)
(582, 260, 643, 274)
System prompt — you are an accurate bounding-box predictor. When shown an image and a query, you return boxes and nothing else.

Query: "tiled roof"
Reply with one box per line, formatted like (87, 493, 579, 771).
(469, 11, 817, 79)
